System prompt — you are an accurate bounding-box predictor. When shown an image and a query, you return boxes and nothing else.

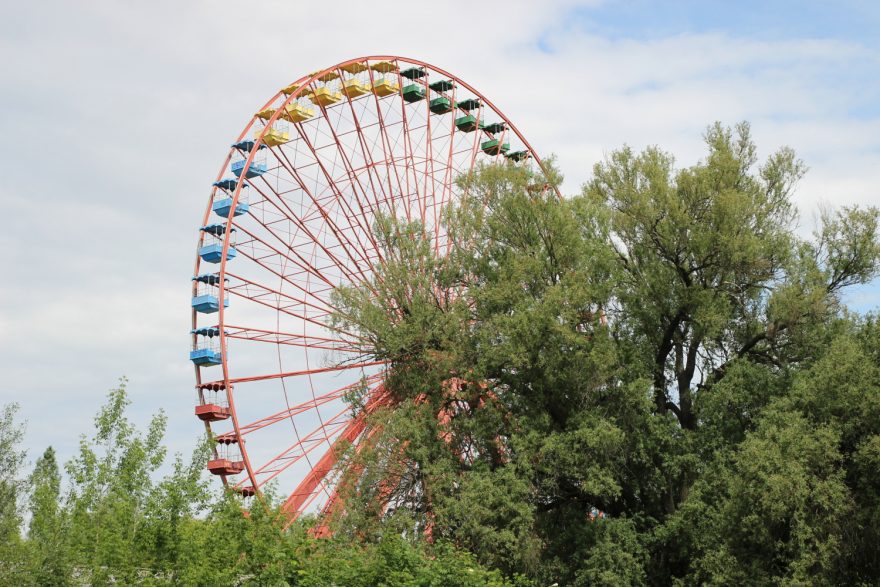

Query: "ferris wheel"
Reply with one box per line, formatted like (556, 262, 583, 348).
(190, 56, 550, 524)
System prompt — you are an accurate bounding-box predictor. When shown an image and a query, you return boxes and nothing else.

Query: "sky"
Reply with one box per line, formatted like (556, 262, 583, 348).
(1, 0, 878, 474)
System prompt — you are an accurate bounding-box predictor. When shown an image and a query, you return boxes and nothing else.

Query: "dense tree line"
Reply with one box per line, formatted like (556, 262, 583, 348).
(2, 122, 878, 585)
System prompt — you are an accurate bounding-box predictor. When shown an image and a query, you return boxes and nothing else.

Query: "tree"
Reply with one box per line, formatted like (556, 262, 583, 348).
(1, 378, 518, 586)
(302, 533, 523, 587)
(28, 446, 71, 585)
(330, 161, 654, 583)
(139, 438, 212, 575)
(64, 378, 168, 585)
(586, 121, 880, 431)
(327, 123, 880, 584)
(0, 403, 28, 583)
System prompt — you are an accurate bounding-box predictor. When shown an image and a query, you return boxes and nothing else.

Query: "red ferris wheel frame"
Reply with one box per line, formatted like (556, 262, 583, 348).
(191, 55, 556, 524)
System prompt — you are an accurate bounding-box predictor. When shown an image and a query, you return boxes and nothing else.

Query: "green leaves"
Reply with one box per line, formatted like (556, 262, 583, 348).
(0, 403, 29, 585)
(4, 123, 879, 585)
(816, 205, 880, 291)
(324, 124, 880, 585)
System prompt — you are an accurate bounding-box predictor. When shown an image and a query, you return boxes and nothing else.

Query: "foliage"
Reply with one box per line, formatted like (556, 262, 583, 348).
(2, 122, 879, 585)
(0, 403, 29, 583)
(0, 384, 517, 585)
(28, 446, 71, 585)
(329, 123, 880, 585)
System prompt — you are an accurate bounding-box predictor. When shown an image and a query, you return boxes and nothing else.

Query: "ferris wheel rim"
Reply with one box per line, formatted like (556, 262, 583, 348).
(192, 55, 556, 516)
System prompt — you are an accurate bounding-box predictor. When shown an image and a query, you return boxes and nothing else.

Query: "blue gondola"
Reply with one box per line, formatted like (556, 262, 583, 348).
(231, 160, 267, 178)
(190, 325, 226, 366)
(191, 275, 228, 314)
(191, 294, 228, 314)
(212, 197, 249, 218)
(190, 348, 223, 366)
(212, 181, 249, 218)
(198, 243, 237, 263)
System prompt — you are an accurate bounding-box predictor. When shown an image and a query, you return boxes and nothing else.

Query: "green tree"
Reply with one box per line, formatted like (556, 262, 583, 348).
(138, 439, 212, 576)
(0, 403, 29, 584)
(296, 531, 521, 587)
(5, 123, 877, 585)
(331, 161, 652, 583)
(3, 379, 521, 585)
(28, 446, 71, 585)
(328, 123, 880, 584)
(586, 121, 879, 431)
(64, 378, 168, 585)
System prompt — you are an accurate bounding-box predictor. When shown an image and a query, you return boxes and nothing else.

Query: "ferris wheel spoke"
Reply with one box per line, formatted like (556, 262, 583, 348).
(364, 66, 411, 224)
(438, 110, 488, 258)
(247, 378, 389, 491)
(226, 360, 388, 386)
(236, 375, 382, 438)
(225, 231, 340, 303)
(393, 74, 423, 226)
(343, 85, 397, 223)
(426, 86, 455, 255)
(281, 384, 391, 517)
(253, 366, 387, 505)
(223, 279, 359, 341)
(419, 78, 436, 234)
(222, 286, 346, 341)
(310, 96, 387, 262)
(311, 419, 388, 528)
(224, 271, 334, 319)
(248, 407, 353, 489)
(224, 324, 361, 353)
(270, 131, 377, 284)
(227, 227, 350, 315)
(240, 180, 372, 291)
(245, 164, 372, 286)
(395, 86, 442, 274)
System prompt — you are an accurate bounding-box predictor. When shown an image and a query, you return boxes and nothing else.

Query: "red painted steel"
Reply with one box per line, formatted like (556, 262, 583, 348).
(192, 56, 555, 523)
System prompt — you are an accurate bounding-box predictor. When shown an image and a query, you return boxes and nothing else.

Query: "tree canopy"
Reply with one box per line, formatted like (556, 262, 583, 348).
(329, 122, 880, 585)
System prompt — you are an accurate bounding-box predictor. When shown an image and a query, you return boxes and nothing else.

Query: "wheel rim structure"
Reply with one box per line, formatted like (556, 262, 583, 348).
(190, 55, 552, 522)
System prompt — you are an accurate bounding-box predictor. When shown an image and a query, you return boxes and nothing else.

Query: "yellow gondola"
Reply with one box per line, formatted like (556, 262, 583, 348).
(370, 60, 396, 73)
(341, 62, 368, 74)
(309, 69, 339, 82)
(280, 103, 315, 123)
(257, 127, 290, 146)
(255, 107, 276, 120)
(315, 70, 340, 82)
(281, 82, 303, 95)
(342, 79, 370, 99)
(372, 78, 399, 97)
(309, 87, 343, 107)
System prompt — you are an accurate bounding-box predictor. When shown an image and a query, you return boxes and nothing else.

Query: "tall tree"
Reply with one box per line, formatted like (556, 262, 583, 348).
(0, 403, 28, 584)
(586, 121, 880, 430)
(328, 124, 880, 584)
(64, 378, 168, 585)
(28, 446, 71, 585)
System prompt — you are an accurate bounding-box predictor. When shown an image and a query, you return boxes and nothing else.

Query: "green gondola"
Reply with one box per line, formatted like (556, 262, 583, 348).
(402, 84, 426, 103)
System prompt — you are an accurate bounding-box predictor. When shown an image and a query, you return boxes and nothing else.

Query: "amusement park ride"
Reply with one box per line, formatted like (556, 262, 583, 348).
(190, 56, 551, 527)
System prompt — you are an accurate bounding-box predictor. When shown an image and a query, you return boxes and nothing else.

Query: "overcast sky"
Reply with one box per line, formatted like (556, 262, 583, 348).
(2, 0, 879, 473)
